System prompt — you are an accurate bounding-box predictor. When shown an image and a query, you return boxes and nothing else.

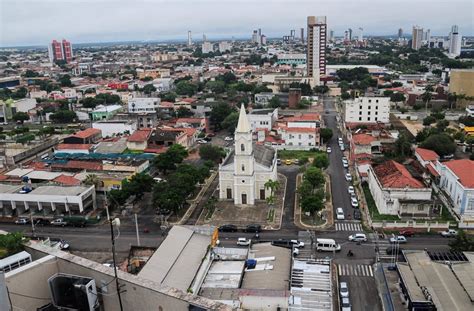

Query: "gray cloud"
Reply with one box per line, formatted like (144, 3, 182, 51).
(1, 0, 473, 46)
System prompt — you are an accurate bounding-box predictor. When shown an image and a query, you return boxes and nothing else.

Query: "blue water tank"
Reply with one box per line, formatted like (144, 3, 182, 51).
(245, 259, 257, 269)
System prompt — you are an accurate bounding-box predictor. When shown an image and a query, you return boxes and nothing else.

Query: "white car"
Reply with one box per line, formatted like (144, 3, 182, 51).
(341, 297, 352, 311)
(348, 233, 367, 242)
(440, 229, 458, 237)
(345, 173, 352, 181)
(327, 147, 332, 153)
(336, 207, 345, 220)
(340, 144, 345, 151)
(237, 237, 251, 246)
(348, 186, 355, 195)
(224, 136, 234, 141)
(339, 282, 349, 298)
(293, 248, 299, 256)
(197, 139, 208, 144)
(390, 236, 407, 244)
(290, 240, 305, 248)
(338, 138, 343, 145)
(351, 197, 359, 208)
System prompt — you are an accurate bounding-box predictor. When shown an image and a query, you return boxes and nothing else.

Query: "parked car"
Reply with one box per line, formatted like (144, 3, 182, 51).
(399, 229, 415, 237)
(197, 139, 208, 144)
(327, 147, 332, 153)
(336, 207, 345, 220)
(345, 173, 352, 181)
(15, 218, 30, 225)
(348, 233, 367, 242)
(284, 159, 293, 165)
(237, 237, 251, 246)
(353, 210, 361, 220)
(293, 248, 299, 256)
(340, 144, 345, 151)
(348, 186, 355, 195)
(440, 229, 458, 237)
(244, 224, 261, 233)
(290, 240, 305, 248)
(272, 239, 293, 249)
(224, 136, 234, 141)
(218, 224, 238, 232)
(277, 159, 282, 165)
(341, 297, 352, 311)
(338, 138, 344, 145)
(51, 218, 68, 227)
(293, 159, 300, 165)
(68, 218, 87, 228)
(34, 218, 51, 226)
(339, 282, 349, 298)
(389, 235, 407, 244)
(342, 159, 349, 168)
(351, 197, 359, 208)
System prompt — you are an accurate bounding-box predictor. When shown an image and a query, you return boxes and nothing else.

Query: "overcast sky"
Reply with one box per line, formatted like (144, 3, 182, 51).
(1, 0, 473, 47)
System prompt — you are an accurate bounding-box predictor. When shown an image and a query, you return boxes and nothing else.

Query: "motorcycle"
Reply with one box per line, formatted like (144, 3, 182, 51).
(347, 250, 354, 257)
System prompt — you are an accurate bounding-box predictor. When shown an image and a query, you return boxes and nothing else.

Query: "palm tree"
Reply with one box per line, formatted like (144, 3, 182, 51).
(422, 91, 432, 113)
(83, 174, 100, 189)
(264, 179, 280, 205)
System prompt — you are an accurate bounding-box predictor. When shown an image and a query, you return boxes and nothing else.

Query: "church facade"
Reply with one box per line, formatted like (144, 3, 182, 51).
(218, 105, 278, 205)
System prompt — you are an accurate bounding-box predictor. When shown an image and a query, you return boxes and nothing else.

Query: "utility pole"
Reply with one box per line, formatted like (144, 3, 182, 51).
(106, 198, 123, 311)
(134, 213, 140, 246)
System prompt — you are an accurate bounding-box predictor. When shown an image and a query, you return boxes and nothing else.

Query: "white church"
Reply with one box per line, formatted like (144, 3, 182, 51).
(218, 105, 278, 205)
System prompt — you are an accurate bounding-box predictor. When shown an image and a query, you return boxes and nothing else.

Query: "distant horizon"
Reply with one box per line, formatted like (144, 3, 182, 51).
(1, 0, 472, 48)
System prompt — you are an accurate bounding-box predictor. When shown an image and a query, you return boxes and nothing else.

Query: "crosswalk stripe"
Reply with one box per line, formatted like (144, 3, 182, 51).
(368, 265, 373, 277)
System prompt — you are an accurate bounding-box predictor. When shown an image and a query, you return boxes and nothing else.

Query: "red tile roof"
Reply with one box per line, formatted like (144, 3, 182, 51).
(426, 163, 440, 177)
(53, 174, 81, 186)
(415, 147, 439, 162)
(144, 147, 168, 154)
(283, 113, 321, 122)
(56, 144, 92, 150)
(171, 127, 197, 137)
(52, 160, 102, 171)
(279, 126, 318, 133)
(127, 129, 153, 142)
(352, 134, 376, 145)
(443, 159, 474, 188)
(180, 98, 197, 103)
(176, 117, 204, 124)
(373, 160, 425, 189)
(72, 128, 101, 139)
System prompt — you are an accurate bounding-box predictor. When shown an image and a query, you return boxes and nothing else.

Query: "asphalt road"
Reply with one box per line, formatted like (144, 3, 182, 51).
(323, 97, 354, 221)
(277, 165, 299, 230)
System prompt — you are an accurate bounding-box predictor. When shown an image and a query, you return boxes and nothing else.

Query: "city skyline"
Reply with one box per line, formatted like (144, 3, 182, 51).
(1, 0, 473, 47)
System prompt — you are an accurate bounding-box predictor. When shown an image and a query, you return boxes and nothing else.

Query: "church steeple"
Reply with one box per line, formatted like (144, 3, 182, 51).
(236, 104, 251, 133)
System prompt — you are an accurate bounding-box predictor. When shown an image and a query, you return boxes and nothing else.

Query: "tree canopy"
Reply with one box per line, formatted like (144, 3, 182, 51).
(420, 134, 456, 156)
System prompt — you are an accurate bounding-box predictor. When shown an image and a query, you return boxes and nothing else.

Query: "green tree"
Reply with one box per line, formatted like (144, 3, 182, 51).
(341, 92, 351, 100)
(142, 84, 156, 95)
(206, 80, 226, 93)
(420, 134, 456, 156)
(221, 112, 239, 133)
(199, 144, 225, 163)
(313, 153, 329, 169)
(268, 96, 281, 109)
(304, 167, 325, 190)
(423, 116, 436, 125)
(300, 190, 325, 214)
(394, 133, 412, 158)
(83, 174, 100, 188)
(50, 110, 76, 123)
(176, 107, 193, 118)
(0, 232, 24, 258)
(449, 230, 474, 251)
(210, 102, 235, 130)
(175, 80, 198, 96)
(390, 92, 406, 109)
(320, 128, 333, 143)
(23, 70, 39, 78)
(59, 74, 72, 87)
(297, 99, 311, 109)
(12, 112, 29, 124)
(16, 134, 35, 144)
(153, 144, 188, 174)
(422, 91, 432, 112)
(264, 179, 280, 205)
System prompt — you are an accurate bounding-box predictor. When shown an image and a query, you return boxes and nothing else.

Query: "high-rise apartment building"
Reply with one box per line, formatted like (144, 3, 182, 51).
(398, 28, 403, 38)
(358, 28, 364, 42)
(329, 30, 334, 42)
(449, 25, 462, 57)
(307, 16, 327, 83)
(48, 39, 73, 63)
(187, 31, 192, 46)
(411, 26, 423, 50)
(300, 28, 304, 44)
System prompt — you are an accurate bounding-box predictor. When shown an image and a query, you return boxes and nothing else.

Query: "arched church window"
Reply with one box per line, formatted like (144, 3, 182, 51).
(241, 144, 245, 152)
(241, 164, 245, 171)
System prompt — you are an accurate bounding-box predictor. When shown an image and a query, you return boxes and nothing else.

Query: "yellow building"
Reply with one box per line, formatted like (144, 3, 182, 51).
(449, 69, 474, 97)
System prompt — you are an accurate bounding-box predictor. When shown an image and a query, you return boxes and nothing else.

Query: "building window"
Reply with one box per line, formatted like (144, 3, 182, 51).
(368, 99, 372, 103)
(367, 117, 371, 121)
(368, 111, 371, 115)
(359, 111, 362, 115)
(359, 105, 363, 110)
(359, 117, 362, 121)
(241, 164, 245, 172)
(368, 106, 371, 110)
(376, 100, 379, 103)
(375, 106, 378, 110)
(375, 117, 378, 121)
(375, 111, 378, 115)
(298, 134, 301, 139)
(241, 144, 245, 152)
(417, 205, 425, 211)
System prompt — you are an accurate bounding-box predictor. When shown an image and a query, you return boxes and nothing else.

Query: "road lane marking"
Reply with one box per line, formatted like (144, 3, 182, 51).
(368, 265, 373, 277)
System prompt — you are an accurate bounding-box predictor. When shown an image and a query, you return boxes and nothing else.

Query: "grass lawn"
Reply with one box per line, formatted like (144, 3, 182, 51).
(278, 149, 325, 160)
(362, 184, 400, 221)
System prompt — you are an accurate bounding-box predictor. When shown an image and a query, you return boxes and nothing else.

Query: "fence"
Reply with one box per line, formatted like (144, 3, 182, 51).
(372, 220, 451, 231)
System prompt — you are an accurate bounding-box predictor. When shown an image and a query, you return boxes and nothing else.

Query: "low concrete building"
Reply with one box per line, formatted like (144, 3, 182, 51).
(127, 129, 153, 151)
(90, 104, 122, 121)
(344, 96, 390, 124)
(92, 120, 137, 137)
(415, 147, 440, 168)
(247, 108, 278, 132)
(0, 184, 96, 216)
(368, 160, 432, 216)
(63, 128, 102, 144)
(128, 97, 160, 113)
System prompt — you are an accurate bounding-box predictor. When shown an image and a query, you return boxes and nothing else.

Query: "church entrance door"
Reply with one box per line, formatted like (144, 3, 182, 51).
(226, 188, 232, 199)
(241, 193, 247, 205)
(260, 189, 265, 200)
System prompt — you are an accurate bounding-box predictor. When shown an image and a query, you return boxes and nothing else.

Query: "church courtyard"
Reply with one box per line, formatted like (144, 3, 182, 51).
(197, 174, 286, 230)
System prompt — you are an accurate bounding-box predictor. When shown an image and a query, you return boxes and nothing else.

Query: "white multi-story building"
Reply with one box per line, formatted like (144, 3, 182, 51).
(128, 97, 161, 113)
(412, 26, 423, 50)
(218, 41, 231, 53)
(279, 127, 320, 149)
(247, 108, 278, 132)
(449, 25, 462, 57)
(436, 159, 474, 222)
(202, 42, 214, 54)
(344, 97, 390, 124)
(307, 16, 327, 85)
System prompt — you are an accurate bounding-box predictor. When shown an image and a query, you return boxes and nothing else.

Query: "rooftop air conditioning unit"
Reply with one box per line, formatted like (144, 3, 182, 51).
(48, 273, 99, 311)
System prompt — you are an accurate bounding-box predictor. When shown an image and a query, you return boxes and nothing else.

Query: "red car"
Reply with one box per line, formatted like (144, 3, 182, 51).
(399, 229, 415, 237)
